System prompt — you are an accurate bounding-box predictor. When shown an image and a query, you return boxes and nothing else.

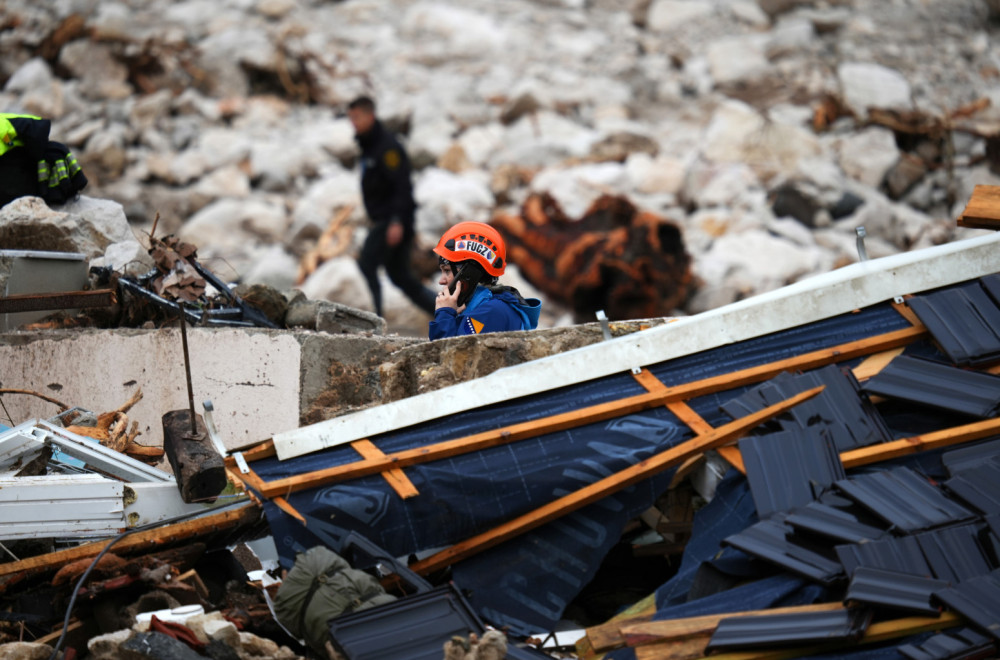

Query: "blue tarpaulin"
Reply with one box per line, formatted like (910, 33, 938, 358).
(254, 302, 912, 634)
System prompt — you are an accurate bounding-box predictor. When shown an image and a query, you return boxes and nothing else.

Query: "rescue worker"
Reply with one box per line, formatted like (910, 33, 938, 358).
(430, 221, 542, 339)
(0, 113, 86, 208)
(347, 96, 436, 318)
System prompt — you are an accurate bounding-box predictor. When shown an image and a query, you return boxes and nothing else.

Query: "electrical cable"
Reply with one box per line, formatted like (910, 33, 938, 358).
(47, 500, 254, 660)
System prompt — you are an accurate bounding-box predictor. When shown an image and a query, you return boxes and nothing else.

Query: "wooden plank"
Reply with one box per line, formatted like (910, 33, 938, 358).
(891, 299, 922, 328)
(620, 602, 844, 647)
(241, 439, 276, 462)
(958, 184, 1000, 229)
(351, 439, 419, 499)
(256, 326, 924, 500)
(852, 347, 905, 381)
(717, 446, 746, 474)
(273, 497, 306, 525)
(258, 389, 677, 498)
(702, 611, 961, 660)
(634, 635, 712, 660)
(410, 387, 824, 575)
(0, 502, 259, 581)
(841, 416, 1000, 469)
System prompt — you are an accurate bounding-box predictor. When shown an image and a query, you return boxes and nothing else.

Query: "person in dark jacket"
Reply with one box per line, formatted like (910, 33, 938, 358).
(348, 96, 435, 317)
(0, 113, 87, 208)
(429, 221, 541, 340)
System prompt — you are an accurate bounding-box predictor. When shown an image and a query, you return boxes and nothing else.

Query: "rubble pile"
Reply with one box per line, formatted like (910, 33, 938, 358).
(1, 0, 999, 326)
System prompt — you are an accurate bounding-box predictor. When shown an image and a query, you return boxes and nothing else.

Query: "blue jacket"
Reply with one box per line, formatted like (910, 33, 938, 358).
(429, 286, 541, 339)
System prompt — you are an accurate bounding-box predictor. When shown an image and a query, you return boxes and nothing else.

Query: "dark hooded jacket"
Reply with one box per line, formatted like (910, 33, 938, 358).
(429, 285, 542, 340)
(355, 119, 416, 232)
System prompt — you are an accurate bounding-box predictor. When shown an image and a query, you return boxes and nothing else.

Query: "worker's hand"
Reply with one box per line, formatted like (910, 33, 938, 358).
(386, 220, 404, 247)
(436, 281, 465, 312)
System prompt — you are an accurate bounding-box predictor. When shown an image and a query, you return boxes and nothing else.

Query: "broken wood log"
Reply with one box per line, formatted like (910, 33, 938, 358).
(492, 193, 692, 321)
(162, 410, 227, 503)
(410, 386, 824, 575)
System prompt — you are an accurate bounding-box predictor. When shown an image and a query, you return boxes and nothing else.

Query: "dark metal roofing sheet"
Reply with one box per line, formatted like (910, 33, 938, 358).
(944, 459, 1000, 516)
(916, 524, 994, 584)
(898, 627, 995, 660)
(723, 519, 844, 586)
(907, 281, 1000, 366)
(861, 355, 1000, 418)
(720, 365, 890, 452)
(934, 569, 1000, 641)
(834, 467, 976, 534)
(785, 501, 888, 544)
(740, 427, 846, 519)
(844, 566, 948, 616)
(836, 535, 933, 579)
(704, 607, 872, 652)
(943, 438, 1000, 479)
(326, 584, 486, 660)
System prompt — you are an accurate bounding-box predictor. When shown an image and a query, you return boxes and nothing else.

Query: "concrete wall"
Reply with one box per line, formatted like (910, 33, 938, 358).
(0, 319, 662, 451)
(0, 328, 301, 450)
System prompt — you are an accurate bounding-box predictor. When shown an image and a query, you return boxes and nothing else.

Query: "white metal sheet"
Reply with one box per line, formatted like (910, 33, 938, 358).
(123, 482, 229, 527)
(273, 231, 1000, 461)
(0, 473, 125, 540)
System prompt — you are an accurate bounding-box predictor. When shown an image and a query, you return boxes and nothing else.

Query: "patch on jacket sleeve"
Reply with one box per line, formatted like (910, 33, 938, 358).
(383, 149, 401, 169)
(464, 317, 485, 334)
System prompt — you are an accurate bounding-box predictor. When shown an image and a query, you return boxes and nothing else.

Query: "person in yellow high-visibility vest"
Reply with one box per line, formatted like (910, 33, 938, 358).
(0, 112, 87, 208)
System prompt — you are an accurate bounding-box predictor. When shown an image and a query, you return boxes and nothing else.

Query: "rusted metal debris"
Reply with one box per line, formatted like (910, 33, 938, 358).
(91, 234, 280, 329)
(0, 289, 115, 315)
(492, 193, 693, 321)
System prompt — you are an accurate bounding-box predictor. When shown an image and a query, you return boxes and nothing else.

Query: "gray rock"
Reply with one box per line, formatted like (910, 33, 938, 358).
(837, 62, 912, 119)
(647, 0, 713, 31)
(706, 36, 770, 86)
(0, 642, 52, 660)
(0, 195, 134, 259)
(88, 629, 135, 660)
(886, 154, 928, 200)
(120, 631, 205, 660)
(4, 57, 52, 93)
(836, 127, 900, 188)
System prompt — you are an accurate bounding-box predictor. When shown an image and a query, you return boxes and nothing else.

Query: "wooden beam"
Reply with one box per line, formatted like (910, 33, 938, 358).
(409, 387, 823, 575)
(351, 439, 419, 499)
(273, 497, 306, 525)
(253, 326, 924, 501)
(716, 446, 746, 474)
(256, 388, 676, 498)
(656, 325, 925, 402)
(842, 416, 1000, 469)
(852, 347, 905, 381)
(620, 603, 844, 648)
(0, 502, 260, 583)
(581, 594, 658, 657)
(958, 184, 1000, 230)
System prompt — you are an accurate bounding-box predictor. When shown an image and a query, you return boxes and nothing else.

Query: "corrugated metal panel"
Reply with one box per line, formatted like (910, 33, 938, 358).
(944, 459, 1000, 515)
(0, 473, 124, 540)
(916, 524, 994, 584)
(861, 355, 1000, 418)
(721, 365, 889, 452)
(844, 566, 948, 616)
(943, 438, 1000, 479)
(785, 500, 888, 544)
(898, 627, 995, 660)
(740, 427, 846, 519)
(907, 281, 1000, 366)
(723, 519, 844, 586)
(836, 535, 932, 579)
(326, 583, 548, 660)
(934, 569, 1000, 641)
(835, 467, 975, 533)
(704, 607, 872, 652)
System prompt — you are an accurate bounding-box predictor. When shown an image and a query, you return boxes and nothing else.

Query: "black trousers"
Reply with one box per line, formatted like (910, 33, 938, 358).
(358, 222, 436, 317)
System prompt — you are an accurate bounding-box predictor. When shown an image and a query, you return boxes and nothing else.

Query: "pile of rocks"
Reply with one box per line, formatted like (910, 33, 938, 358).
(2, 0, 999, 330)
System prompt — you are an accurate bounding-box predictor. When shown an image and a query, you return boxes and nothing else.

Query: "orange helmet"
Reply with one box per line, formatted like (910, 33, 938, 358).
(433, 221, 507, 277)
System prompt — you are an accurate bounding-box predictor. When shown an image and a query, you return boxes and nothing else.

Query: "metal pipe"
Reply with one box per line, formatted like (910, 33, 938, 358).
(178, 313, 198, 436)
